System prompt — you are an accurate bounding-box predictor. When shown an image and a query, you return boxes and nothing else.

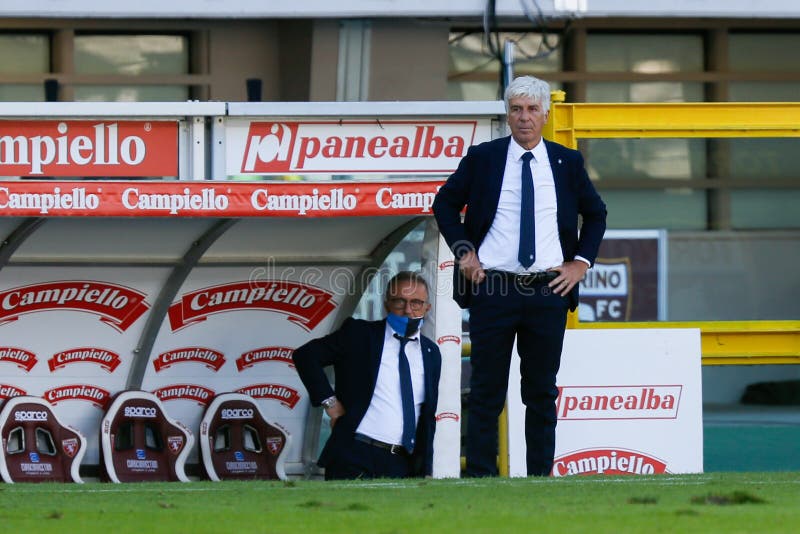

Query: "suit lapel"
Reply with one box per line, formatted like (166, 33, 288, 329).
(485, 136, 512, 227)
(367, 320, 386, 393)
(545, 140, 569, 230)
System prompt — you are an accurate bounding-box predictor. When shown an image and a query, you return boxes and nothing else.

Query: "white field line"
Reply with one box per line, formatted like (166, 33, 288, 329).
(6, 474, 799, 493)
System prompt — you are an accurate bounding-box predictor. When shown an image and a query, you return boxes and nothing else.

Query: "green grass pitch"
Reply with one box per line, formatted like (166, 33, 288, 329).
(2, 472, 798, 533)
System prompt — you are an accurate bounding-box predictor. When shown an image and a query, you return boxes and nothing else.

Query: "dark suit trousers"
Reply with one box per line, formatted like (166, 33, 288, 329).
(466, 276, 568, 477)
(323, 434, 412, 480)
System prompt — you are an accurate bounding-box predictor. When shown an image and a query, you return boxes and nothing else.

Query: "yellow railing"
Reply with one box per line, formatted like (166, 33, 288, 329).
(544, 92, 800, 366)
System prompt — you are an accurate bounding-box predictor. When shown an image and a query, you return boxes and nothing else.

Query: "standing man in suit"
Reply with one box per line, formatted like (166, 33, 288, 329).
(432, 75, 607, 477)
(293, 271, 442, 480)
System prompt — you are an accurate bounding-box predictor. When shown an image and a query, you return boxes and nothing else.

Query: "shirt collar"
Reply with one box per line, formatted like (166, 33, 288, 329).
(509, 136, 547, 162)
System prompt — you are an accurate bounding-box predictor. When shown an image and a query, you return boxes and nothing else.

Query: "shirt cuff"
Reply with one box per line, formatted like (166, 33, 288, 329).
(574, 255, 591, 267)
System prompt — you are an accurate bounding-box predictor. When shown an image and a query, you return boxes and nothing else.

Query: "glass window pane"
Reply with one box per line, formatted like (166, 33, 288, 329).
(74, 85, 189, 102)
(731, 190, 800, 229)
(668, 232, 800, 320)
(729, 33, 800, 72)
(0, 34, 49, 74)
(0, 34, 49, 102)
(600, 190, 706, 230)
(586, 34, 703, 73)
(74, 35, 188, 75)
(587, 82, 704, 103)
(0, 85, 45, 102)
(448, 31, 560, 101)
(729, 82, 800, 102)
(587, 138, 706, 181)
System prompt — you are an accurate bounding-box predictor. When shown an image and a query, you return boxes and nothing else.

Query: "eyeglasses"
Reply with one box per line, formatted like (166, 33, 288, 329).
(387, 297, 427, 311)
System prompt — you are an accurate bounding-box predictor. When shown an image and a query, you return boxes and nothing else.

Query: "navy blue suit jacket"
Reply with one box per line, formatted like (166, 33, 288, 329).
(292, 318, 442, 477)
(432, 136, 607, 310)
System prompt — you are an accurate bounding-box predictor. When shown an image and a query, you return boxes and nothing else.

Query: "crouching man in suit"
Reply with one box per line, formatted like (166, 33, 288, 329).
(293, 271, 442, 480)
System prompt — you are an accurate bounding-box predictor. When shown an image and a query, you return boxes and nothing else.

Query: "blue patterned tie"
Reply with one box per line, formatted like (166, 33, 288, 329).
(518, 151, 536, 268)
(394, 333, 416, 453)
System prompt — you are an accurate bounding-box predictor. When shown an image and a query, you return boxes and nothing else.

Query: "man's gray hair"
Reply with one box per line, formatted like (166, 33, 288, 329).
(504, 76, 551, 113)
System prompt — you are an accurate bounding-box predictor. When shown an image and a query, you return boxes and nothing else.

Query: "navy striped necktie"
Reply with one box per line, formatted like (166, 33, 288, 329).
(394, 333, 416, 453)
(518, 151, 536, 268)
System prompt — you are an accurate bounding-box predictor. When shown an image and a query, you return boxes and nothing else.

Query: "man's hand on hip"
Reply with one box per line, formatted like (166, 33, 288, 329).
(458, 250, 485, 284)
(325, 400, 345, 428)
(550, 260, 589, 296)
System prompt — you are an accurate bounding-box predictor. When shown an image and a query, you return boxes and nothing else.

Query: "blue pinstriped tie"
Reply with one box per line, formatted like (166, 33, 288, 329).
(394, 333, 416, 453)
(518, 151, 536, 268)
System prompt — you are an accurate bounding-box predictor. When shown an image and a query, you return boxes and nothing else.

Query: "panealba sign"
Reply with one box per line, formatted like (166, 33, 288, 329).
(225, 119, 478, 175)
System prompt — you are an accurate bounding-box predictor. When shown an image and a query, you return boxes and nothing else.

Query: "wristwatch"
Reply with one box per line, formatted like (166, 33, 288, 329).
(321, 395, 338, 409)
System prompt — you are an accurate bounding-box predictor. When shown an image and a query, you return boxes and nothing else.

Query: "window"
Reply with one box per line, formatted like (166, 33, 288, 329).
(74, 34, 190, 102)
(115, 422, 134, 451)
(448, 31, 561, 101)
(0, 34, 49, 101)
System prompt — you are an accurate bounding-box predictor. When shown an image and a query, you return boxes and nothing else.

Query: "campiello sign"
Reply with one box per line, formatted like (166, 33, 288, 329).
(0, 121, 177, 177)
(236, 346, 294, 371)
(0, 347, 38, 372)
(48, 347, 121, 373)
(552, 448, 669, 476)
(152, 384, 215, 406)
(0, 281, 150, 332)
(43, 384, 110, 409)
(153, 347, 226, 372)
(234, 120, 476, 174)
(168, 280, 336, 332)
(236, 383, 300, 409)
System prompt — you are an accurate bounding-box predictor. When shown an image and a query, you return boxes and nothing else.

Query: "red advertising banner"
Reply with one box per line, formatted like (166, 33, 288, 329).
(0, 180, 442, 217)
(0, 121, 177, 177)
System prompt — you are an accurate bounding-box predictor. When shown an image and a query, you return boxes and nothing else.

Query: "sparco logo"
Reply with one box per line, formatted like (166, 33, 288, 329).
(153, 347, 226, 372)
(0, 120, 177, 177)
(236, 346, 294, 371)
(43, 384, 110, 409)
(0, 346, 38, 372)
(221, 408, 254, 420)
(556, 385, 682, 420)
(237, 121, 475, 174)
(437, 335, 461, 346)
(438, 260, 454, 270)
(14, 410, 48, 422)
(0, 281, 149, 332)
(552, 448, 669, 477)
(168, 280, 336, 332)
(124, 406, 157, 418)
(48, 347, 121, 373)
(152, 384, 214, 406)
(0, 384, 26, 399)
(236, 383, 300, 409)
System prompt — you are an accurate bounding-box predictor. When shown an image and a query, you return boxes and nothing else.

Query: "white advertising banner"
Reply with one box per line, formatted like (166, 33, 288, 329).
(0, 267, 164, 464)
(507, 328, 703, 477)
(141, 266, 347, 468)
(224, 119, 488, 176)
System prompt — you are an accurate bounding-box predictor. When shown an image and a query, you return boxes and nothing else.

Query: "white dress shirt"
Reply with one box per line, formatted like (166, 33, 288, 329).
(356, 323, 426, 445)
(479, 137, 564, 272)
